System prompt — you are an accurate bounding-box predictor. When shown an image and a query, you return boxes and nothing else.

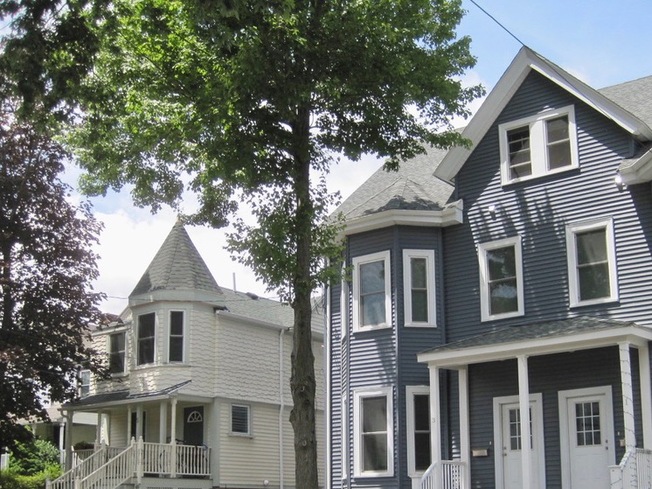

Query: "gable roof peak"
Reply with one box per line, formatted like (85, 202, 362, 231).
(129, 221, 222, 299)
(435, 46, 652, 182)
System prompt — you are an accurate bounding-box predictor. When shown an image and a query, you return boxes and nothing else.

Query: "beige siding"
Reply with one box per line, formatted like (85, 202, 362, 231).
(217, 399, 325, 488)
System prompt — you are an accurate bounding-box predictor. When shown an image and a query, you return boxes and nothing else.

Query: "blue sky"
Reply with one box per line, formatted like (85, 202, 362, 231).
(76, 0, 652, 313)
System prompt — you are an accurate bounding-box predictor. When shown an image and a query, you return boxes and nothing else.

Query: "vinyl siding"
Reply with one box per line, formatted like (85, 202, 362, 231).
(467, 347, 642, 488)
(444, 70, 652, 343)
(217, 399, 325, 488)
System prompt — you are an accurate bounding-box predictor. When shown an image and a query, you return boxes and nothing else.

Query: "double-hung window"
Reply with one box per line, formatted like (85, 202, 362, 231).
(566, 218, 618, 306)
(353, 387, 393, 477)
(406, 386, 431, 477)
(79, 370, 91, 397)
(478, 236, 524, 321)
(231, 404, 251, 436)
(403, 250, 436, 327)
(352, 251, 391, 332)
(137, 313, 155, 366)
(499, 105, 578, 184)
(169, 311, 184, 363)
(109, 332, 126, 374)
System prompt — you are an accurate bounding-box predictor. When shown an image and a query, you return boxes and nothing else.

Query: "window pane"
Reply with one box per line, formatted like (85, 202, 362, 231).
(362, 434, 388, 472)
(548, 140, 571, 169)
(410, 258, 427, 289)
(109, 333, 125, 374)
(170, 311, 184, 335)
(547, 116, 569, 143)
(486, 245, 518, 315)
(232, 405, 249, 433)
(411, 290, 428, 323)
(169, 337, 184, 362)
(579, 263, 611, 300)
(362, 397, 387, 432)
(507, 127, 532, 178)
(414, 395, 429, 431)
(487, 246, 516, 279)
(414, 433, 431, 471)
(361, 293, 386, 326)
(360, 261, 385, 295)
(489, 279, 518, 315)
(138, 313, 155, 365)
(577, 230, 607, 265)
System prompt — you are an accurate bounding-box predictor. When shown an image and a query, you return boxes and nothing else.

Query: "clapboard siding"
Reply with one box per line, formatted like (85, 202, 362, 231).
(444, 70, 652, 343)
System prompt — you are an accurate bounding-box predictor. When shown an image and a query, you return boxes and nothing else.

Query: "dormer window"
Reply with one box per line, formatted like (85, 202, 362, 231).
(499, 105, 578, 185)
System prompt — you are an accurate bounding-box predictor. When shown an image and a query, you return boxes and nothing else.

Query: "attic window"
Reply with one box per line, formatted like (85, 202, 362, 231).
(499, 105, 578, 185)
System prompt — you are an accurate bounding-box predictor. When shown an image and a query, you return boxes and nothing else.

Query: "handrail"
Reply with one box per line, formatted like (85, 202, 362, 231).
(48, 445, 110, 489)
(420, 460, 465, 489)
(79, 442, 136, 489)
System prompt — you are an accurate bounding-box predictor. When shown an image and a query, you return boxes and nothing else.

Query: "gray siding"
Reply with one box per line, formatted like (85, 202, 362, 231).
(468, 347, 642, 489)
(330, 225, 447, 488)
(444, 70, 652, 342)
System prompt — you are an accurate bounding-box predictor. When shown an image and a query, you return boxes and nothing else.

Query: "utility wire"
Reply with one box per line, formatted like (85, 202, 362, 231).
(468, 0, 526, 47)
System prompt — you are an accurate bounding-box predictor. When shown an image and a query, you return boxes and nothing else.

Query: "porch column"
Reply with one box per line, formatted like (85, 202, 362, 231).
(136, 405, 144, 440)
(159, 402, 168, 444)
(64, 410, 73, 471)
(127, 405, 133, 442)
(517, 355, 532, 489)
(619, 342, 636, 449)
(638, 342, 652, 447)
(170, 397, 178, 478)
(429, 365, 442, 467)
(458, 367, 470, 484)
(58, 421, 65, 466)
(95, 411, 102, 447)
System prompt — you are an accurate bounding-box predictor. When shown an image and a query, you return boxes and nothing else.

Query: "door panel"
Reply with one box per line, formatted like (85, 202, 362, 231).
(183, 406, 204, 446)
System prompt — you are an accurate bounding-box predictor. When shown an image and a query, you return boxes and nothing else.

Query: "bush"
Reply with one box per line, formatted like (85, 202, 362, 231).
(9, 438, 60, 476)
(0, 465, 61, 489)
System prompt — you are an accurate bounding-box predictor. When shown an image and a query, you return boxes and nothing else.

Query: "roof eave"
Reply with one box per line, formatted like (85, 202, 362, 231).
(435, 47, 652, 182)
(417, 325, 652, 369)
(619, 148, 652, 185)
(339, 200, 464, 237)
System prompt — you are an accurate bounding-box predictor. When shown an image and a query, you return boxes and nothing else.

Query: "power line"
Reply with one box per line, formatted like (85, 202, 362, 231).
(468, 0, 526, 47)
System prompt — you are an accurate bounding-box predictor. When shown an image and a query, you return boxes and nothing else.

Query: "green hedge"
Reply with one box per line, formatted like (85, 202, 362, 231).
(0, 465, 62, 489)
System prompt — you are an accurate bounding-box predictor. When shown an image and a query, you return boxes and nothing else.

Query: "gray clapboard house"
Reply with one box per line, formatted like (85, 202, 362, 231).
(327, 47, 652, 489)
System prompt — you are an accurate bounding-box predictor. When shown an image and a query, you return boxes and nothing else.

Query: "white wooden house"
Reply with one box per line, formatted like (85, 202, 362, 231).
(53, 221, 325, 489)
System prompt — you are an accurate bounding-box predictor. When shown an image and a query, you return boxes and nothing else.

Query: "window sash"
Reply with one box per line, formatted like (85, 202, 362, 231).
(109, 333, 126, 374)
(403, 250, 436, 327)
(169, 311, 184, 363)
(352, 251, 391, 331)
(479, 237, 523, 321)
(354, 388, 393, 477)
(137, 313, 155, 366)
(231, 405, 250, 435)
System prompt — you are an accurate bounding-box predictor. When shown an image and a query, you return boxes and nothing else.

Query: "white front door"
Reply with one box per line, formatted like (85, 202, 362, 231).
(559, 386, 614, 489)
(494, 394, 545, 489)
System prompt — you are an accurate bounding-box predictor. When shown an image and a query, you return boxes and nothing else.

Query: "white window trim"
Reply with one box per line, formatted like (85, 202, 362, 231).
(108, 331, 127, 376)
(403, 249, 436, 327)
(341, 393, 349, 480)
(79, 369, 91, 397)
(406, 386, 430, 478)
(341, 265, 349, 340)
(230, 403, 252, 437)
(499, 104, 579, 185)
(167, 309, 186, 364)
(353, 387, 394, 478)
(352, 251, 392, 333)
(566, 217, 618, 307)
(478, 236, 524, 322)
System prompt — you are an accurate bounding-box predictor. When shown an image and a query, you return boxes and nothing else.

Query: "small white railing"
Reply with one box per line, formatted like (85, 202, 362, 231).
(49, 444, 120, 489)
(421, 460, 466, 489)
(80, 442, 136, 489)
(610, 448, 652, 489)
(144, 442, 211, 477)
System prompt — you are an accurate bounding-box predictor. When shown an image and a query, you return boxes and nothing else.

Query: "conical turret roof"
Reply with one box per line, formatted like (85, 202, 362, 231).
(129, 220, 222, 299)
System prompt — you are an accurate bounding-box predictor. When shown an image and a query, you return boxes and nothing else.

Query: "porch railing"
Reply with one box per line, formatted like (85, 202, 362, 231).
(610, 448, 652, 489)
(420, 460, 466, 489)
(79, 442, 136, 489)
(48, 444, 127, 489)
(143, 442, 211, 477)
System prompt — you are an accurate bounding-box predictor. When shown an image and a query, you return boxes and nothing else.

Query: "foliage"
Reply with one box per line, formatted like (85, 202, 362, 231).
(0, 102, 106, 451)
(0, 464, 62, 489)
(1, 1, 481, 487)
(9, 437, 60, 476)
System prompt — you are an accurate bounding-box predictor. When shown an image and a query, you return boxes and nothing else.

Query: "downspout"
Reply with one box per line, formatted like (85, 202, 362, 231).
(279, 327, 287, 489)
(324, 265, 331, 489)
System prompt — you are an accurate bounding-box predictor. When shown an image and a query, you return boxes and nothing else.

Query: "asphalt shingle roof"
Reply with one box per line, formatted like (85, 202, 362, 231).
(130, 220, 222, 298)
(421, 316, 639, 355)
(333, 145, 454, 221)
(600, 75, 652, 128)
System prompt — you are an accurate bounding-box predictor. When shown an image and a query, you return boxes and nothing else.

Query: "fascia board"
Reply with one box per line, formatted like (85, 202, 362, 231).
(341, 200, 464, 237)
(417, 326, 652, 368)
(435, 47, 652, 182)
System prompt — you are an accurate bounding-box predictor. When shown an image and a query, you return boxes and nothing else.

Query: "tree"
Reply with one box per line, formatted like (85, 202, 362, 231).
(0, 102, 105, 451)
(3, 0, 481, 486)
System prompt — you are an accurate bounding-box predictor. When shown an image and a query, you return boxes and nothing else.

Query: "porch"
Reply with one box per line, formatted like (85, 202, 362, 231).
(416, 318, 652, 489)
(47, 439, 211, 489)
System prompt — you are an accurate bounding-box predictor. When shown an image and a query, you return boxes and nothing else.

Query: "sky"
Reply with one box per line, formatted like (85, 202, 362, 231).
(67, 0, 652, 314)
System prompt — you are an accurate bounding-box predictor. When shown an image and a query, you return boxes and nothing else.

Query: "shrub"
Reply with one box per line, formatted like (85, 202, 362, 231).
(9, 438, 60, 476)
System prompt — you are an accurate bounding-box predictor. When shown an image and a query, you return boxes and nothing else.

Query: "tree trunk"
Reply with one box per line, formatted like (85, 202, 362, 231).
(289, 104, 319, 489)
